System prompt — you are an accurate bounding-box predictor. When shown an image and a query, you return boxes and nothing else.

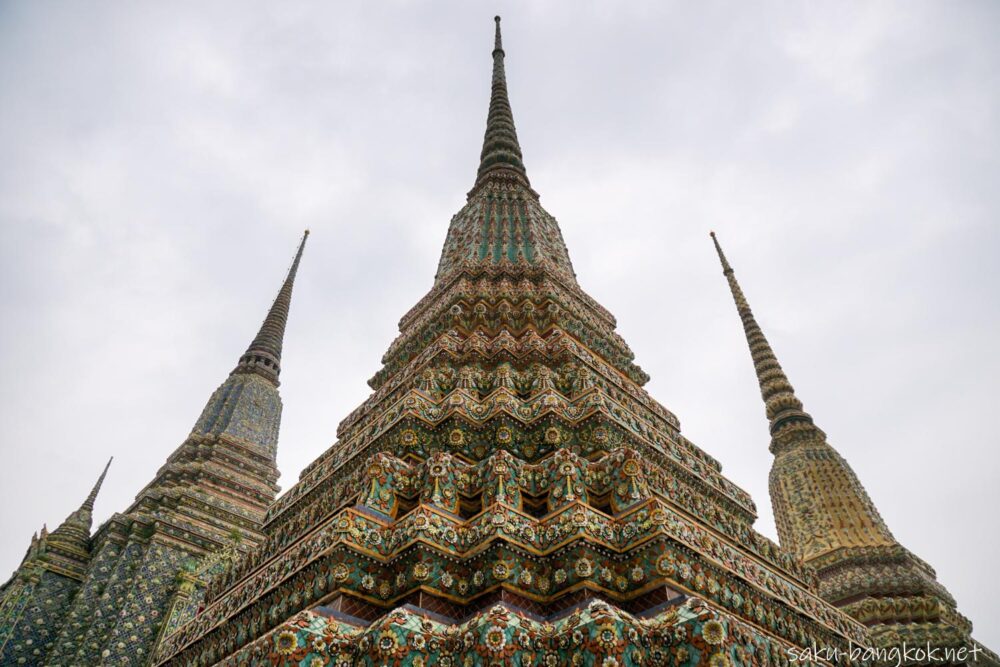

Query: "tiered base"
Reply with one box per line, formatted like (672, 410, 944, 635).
(219, 594, 821, 666)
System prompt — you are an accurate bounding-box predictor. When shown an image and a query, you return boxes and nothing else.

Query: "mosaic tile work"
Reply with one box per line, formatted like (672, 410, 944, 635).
(0, 569, 79, 665)
(224, 597, 814, 667)
(2, 14, 996, 667)
(152, 16, 993, 667)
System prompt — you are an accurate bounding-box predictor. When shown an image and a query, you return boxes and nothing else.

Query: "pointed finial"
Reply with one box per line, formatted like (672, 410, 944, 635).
(709, 231, 733, 273)
(82, 457, 113, 512)
(232, 231, 310, 385)
(494, 16, 503, 52)
(472, 15, 531, 193)
(45, 458, 110, 555)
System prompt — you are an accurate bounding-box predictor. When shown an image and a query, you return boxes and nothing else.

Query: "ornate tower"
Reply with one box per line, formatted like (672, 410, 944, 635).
(0, 459, 111, 665)
(0, 231, 310, 667)
(152, 19, 898, 667)
(711, 232, 995, 663)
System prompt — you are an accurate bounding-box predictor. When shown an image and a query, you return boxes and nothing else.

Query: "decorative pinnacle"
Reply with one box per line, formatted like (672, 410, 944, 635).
(473, 15, 530, 191)
(82, 456, 113, 512)
(233, 230, 309, 386)
(46, 457, 112, 555)
(494, 16, 503, 52)
(710, 232, 814, 436)
(709, 231, 733, 273)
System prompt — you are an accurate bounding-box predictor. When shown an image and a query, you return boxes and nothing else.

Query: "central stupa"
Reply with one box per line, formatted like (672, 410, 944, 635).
(150, 17, 989, 667)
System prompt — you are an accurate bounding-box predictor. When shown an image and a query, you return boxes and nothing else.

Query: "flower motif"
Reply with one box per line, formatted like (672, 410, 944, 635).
(497, 427, 513, 444)
(484, 626, 506, 652)
(702, 620, 726, 645)
(554, 568, 567, 584)
(401, 429, 418, 447)
(413, 562, 431, 581)
(493, 562, 511, 580)
(622, 459, 640, 477)
(332, 563, 350, 582)
(630, 565, 645, 582)
(275, 630, 298, 655)
(597, 625, 618, 651)
(361, 574, 375, 590)
(449, 429, 465, 446)
(411, 633, 426, 650)
(709, 652, 730, 667)
(545, 427, 562, 444)
(574, 558, 593, 578)
(441, 571, 454, 588)
(377, 630, 399, 654)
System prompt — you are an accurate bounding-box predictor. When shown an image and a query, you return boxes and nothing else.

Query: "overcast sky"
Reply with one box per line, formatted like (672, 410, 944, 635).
(1, 0, 997, 649)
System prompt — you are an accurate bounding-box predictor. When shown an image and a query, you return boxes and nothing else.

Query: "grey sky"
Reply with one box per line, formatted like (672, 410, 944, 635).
(1, 0, 997, 648)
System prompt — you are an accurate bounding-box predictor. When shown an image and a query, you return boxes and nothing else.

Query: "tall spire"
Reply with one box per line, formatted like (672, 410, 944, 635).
(709, 233, 987, 653)
(710, 231, 897, 560)
(46, 457, 113, 556)
(81, 456, 112, 513)
(709, 232, 814, 440)
(233, 230, 309, 385)
(473, 16, 530, 191)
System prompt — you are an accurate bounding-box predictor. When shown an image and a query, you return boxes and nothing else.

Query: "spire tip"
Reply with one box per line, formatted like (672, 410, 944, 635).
(493, 15, 504, 53)
(233, 232, 309, 384)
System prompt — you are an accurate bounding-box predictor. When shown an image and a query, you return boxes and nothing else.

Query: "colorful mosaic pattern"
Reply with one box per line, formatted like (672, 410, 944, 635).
(223, 597, 821, 667)
(153, 17, 866, 667)
(1, 15, 995, 667)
